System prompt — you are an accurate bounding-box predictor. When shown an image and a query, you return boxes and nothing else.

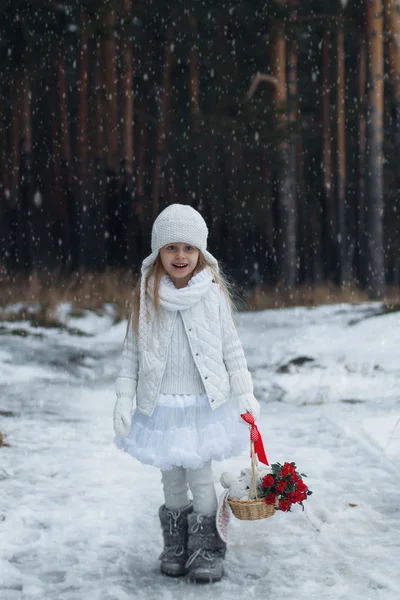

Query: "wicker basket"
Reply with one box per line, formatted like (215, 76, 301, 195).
(227, 440, 277, 521)
(227, 497, 276, 520)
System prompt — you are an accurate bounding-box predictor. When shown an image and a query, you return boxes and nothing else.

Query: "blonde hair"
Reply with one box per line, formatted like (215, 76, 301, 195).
(127, 251, 236, 338)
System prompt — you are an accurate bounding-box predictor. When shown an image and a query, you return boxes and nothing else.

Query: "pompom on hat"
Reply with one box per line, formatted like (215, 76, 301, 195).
(141, 203, 218, 274)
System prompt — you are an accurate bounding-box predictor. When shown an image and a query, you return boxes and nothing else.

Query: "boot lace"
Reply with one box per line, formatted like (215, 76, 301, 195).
(159, 509, 185, 561)
(167, 509, 181, 535)
(190, 514, 204, 533)
(185, 514, 215, 568)
(159, 544, 185, 560)
(185, 548, 214, 568)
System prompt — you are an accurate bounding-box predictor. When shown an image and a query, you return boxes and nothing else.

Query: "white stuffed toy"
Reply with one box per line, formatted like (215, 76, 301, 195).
(216, 466, 273, 543)
(220, 468, 253, 500)
(220, 466, 273, 500)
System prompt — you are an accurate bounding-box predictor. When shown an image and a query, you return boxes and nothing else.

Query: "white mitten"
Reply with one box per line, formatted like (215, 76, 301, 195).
(238, 393, 260, 421)
(114, 377, 136, 437)
(113, 395, 134, 437)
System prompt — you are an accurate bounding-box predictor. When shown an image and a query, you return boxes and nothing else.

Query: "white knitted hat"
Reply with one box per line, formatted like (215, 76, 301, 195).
(141, 203, 218, 274)
(138, 204, 218, 351)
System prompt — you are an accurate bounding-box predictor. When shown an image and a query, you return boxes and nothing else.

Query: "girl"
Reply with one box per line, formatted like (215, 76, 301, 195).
(113, 203, 260, 583)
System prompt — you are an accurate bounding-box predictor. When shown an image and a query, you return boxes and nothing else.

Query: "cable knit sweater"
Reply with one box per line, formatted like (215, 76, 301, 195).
(160, 311, 205, 394)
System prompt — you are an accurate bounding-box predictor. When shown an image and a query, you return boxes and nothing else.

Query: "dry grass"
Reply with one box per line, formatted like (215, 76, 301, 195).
(0, 432, 10, 447)
(0, 267, 138, 324)
(1, 267, 400, 326)
(245, 281, 388, 310)
(245, 279, 400, 311)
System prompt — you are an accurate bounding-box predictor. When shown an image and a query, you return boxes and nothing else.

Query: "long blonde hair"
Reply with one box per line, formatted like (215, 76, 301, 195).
(128, 252, 237, 338)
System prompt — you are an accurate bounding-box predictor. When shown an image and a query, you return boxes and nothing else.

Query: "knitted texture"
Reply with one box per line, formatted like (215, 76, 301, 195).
(160, 312, 205, 394)
(156, 270, 209, 395)
(115, 376, 136, 398)
(148, 269, 213, 312)
(116, 325, 138, 395)
(151, 204, 209, 255)
(116, 275, 255, 417)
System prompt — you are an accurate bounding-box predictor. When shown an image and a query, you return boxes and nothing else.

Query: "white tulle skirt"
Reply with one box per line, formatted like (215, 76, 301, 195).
(115, 393, 249, 471)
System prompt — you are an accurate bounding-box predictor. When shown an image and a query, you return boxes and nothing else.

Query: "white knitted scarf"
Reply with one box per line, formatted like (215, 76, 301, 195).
(147, 268, 213, 312)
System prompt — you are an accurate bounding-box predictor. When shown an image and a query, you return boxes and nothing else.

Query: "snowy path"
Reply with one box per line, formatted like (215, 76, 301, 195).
(1, 304, 400, 599)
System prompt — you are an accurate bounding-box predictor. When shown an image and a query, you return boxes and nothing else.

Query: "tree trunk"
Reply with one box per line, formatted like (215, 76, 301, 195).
(57, 56, 72, 171)
(321, 30, 336, 280)
(120, 0, 134, 177)
(56, 53, 73, 270)
(356, 35, 367, 286)
(102, 9, 120, 267)
(76, 8, 89, 267)
(10, 72, 24, 270)
(54, 55, 72, 269)
(288, 10, 298, 283)
(365, 0, 385, 298)
(119, 0, 136, 268)
(20, 67, 34, 270)
(152, 22, 174, 219)
(384, 0, 400, 158)
(0, 91, 10, 269)
(188, 13, 200, 131)
(262, 146, 276, 281)
(270, 20, 297, 290)
(103, 10, 119, 175)
(187, 12, 200, 208)
(51, 72, 64, 269)
(91, 38, 107, 270)
(10, 75, 20, 208)
(95, 42, 105, 169)
(336, 26, 349, 285)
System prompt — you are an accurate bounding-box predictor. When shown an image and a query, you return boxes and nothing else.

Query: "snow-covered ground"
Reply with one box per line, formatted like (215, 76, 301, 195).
(1, 302, 399, 600)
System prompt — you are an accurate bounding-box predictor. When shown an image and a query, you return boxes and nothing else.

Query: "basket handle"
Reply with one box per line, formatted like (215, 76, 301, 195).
(240, 413, 269, 466)
(248, 441, 259, 501)
(241, 413, 270, 501)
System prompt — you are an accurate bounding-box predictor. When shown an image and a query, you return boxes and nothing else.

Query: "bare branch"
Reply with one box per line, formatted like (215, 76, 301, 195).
(247, 73, 282, 99)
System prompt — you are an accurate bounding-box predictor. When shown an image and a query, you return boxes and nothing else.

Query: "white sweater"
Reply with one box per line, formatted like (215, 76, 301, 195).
(160, 311, 205, 394)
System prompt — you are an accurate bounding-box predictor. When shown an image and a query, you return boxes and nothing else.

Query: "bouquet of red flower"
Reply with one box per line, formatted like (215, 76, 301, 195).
(225, 414, 313, 521)
(259, 462, 312, 512)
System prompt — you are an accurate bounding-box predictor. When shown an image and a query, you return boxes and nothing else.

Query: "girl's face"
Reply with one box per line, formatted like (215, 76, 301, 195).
(159, 243, 200, 287)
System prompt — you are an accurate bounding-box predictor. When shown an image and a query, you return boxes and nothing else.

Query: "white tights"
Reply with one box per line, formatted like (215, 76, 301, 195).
(161, 460, 218, 516)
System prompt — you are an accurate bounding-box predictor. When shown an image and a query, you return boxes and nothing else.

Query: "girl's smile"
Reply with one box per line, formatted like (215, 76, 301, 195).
(160, 243, 200, 288)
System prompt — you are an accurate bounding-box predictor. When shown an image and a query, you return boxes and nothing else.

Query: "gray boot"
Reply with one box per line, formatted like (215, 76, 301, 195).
(185, 512, 227, 583)
(158, 503, 193, 577)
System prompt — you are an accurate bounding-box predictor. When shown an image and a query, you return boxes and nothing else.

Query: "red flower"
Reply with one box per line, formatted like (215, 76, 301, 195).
(262, 475, 274, 489)
(296, 480, 307, 493)
(280, 462, 296, 477)
(290, 473, 299, 483)
(264, 492, 276, 505)
(286, 491, 299, 504)
(276, 480, 287, 494)
(289, 490, 307, 504)
(278, 499, 291, 512)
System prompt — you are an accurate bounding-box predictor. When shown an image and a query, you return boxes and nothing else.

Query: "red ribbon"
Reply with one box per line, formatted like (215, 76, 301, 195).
(240, 413, 269, 466)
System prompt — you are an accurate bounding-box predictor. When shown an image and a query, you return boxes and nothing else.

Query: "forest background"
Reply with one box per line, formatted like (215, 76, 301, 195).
(0, 0, 399, 316)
